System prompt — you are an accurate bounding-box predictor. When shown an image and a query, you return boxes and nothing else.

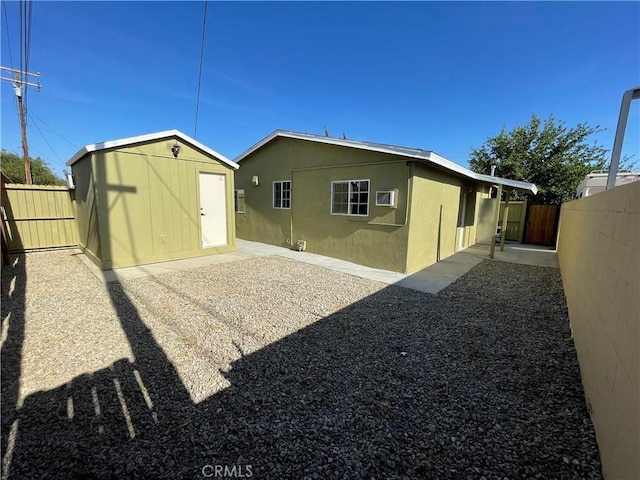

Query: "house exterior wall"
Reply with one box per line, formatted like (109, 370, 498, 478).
(476, 197, 499, 245)
(557, 181, 639, 480)
(235, 137, 489, 273)
(405, 164, 467, 273)
(291, 162, 410, 272)
(73, 138, 235, 269)
(235, 138, 412, 272)
(455, 189, 486, 252)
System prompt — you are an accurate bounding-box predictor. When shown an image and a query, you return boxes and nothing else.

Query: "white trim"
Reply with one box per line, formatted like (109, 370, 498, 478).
(331, 179, 370, 217)
(66, 129, 239, 170)
(233, 130, 537, 195)
(272, 180, 291, 209)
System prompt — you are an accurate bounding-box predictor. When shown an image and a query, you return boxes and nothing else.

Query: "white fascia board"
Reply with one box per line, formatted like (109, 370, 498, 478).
(66, 129, 238, 170)
(233, 130, 283, 163)
(233, 129, 537, 194)
(474, 173, 538, 195)
(234, 129, 439, 164)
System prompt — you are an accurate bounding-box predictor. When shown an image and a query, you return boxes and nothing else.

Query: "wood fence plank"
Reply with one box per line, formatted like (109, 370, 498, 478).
(4, 185, 78, 251)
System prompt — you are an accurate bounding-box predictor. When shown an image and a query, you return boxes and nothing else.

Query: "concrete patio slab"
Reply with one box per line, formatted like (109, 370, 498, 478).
(78, 239, 558, 294)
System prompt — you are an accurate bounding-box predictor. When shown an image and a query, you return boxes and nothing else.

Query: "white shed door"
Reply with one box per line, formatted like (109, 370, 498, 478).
(199, 173, 228, 248)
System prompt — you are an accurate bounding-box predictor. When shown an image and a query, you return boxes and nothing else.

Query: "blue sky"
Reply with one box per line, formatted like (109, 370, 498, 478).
(1, 1, 639, 177)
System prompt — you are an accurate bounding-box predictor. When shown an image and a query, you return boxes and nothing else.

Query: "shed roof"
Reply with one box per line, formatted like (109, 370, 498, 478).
(66, 130, 239, 170)
(234, 130, 537, 194)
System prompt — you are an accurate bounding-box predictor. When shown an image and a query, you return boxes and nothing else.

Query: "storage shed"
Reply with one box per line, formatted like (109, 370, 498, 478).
(67, 130, 239, 270)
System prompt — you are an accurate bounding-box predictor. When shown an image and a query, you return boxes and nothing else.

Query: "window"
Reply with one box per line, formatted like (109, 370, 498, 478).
(375, 190, 396, 207)
(273, 180, 291, 209)
(331, 180, 369, 216)
(234, 189, 245, 213)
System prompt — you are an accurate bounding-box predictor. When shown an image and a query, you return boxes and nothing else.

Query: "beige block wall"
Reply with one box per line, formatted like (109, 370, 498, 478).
(557, 181, 639, 480)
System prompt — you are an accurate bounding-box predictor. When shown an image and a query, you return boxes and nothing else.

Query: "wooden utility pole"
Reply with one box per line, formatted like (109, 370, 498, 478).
(1, 66, 41, 184)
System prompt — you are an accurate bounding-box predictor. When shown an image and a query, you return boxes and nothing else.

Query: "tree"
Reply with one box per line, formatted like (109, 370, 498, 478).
(0, 149, 66, 185)
(468, 114, 612, 204)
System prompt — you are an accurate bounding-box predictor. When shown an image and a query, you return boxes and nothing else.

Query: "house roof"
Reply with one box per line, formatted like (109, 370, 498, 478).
(66, 129, 239, 170)
(234, 130, 538, 195)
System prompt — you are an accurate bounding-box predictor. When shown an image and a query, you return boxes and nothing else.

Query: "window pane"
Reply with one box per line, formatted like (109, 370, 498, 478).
(274, 182, 281, 208)
(332, 182, 348, 214)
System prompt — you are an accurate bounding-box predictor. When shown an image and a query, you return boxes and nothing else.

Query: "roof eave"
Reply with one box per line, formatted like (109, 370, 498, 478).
(66, 130, 239, 170)
(233, 129, 537, 194)
(473, 173, 538, 195)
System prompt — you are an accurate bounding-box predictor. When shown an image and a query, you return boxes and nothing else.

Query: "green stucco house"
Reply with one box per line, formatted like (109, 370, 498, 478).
(233, 130, 536, 273)
(67, 130, 239, 270)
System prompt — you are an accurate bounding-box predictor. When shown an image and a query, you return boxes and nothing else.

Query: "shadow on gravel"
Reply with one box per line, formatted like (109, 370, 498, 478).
(1, 255, 27, 477)
(3, 261, 603, 479)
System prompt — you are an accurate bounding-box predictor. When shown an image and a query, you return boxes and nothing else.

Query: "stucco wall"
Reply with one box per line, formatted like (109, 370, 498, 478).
(235, 138, 412, 272)
(405, 164, 466, 273)
(557, 181, 639, 480)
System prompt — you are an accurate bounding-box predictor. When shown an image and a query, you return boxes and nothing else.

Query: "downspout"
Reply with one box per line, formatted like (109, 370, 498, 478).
(457, 189, 468, 251)
(489, 184, 503, 259)
(499, 191, 510, 251)
(290, 170, 295, 248)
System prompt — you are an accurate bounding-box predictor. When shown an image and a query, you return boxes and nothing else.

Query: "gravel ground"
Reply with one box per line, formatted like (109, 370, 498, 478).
(1, 249, 602, 479)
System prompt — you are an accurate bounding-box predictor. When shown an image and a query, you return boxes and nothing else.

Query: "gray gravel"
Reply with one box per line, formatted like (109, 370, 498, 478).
(1, 250, 602, 479)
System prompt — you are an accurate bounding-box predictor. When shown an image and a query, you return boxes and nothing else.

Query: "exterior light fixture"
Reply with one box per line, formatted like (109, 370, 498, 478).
(171, 142, 181, 158)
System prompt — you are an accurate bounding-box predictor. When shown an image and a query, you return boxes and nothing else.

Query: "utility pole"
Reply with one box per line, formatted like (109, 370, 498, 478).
(1, 66, 41, 184)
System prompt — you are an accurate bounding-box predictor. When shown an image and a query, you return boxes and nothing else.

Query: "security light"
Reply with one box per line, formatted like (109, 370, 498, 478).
(171, 142, 181, 158)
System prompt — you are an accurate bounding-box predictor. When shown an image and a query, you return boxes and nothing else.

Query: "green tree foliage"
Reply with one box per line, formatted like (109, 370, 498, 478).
(468, 115, 610, 204)
(0, 149, 66, 185)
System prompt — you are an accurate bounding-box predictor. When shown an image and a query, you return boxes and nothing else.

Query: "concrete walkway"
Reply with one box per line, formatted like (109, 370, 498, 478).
(80, 239, 558, 295)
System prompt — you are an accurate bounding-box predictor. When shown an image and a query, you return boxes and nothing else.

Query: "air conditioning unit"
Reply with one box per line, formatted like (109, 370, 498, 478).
(296, 240, 306, 252)
(376, 190, 397, 207)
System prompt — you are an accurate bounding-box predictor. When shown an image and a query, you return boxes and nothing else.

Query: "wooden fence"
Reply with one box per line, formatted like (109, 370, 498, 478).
(1, 183, 77, 252)
(498, 200, 527, 242)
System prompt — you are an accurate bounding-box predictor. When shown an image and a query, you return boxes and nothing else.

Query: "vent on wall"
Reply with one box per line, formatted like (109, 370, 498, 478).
(66, 173, 76, 190)
(376, 190, 396, 207)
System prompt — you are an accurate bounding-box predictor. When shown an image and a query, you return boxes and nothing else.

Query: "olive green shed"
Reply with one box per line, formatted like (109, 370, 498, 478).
(233, 130, 537, 274)
(67, 130, 239, 270)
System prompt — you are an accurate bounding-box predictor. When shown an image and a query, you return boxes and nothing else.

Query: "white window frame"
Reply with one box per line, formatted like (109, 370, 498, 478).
(375, 189, 397, 207)
(234, 189, 245, 213)
(331, 179, 370, 216)
(273, 180, 291, 209)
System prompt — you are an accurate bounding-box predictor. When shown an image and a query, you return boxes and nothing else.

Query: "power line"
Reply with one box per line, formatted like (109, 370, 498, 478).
(193, 0, 208, 139)
(28, 111, 65, 168)
(2, 1, 14, 69)
(29, 112, 82, 149)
